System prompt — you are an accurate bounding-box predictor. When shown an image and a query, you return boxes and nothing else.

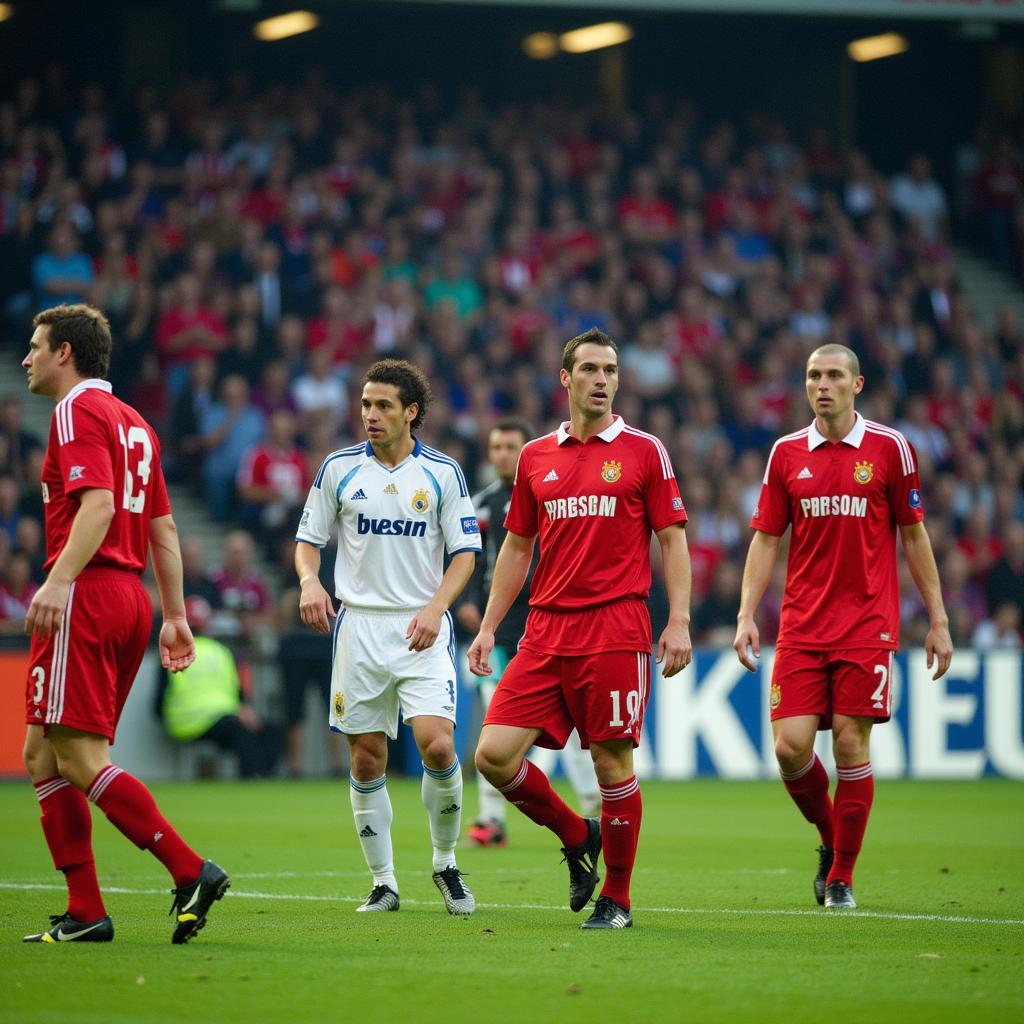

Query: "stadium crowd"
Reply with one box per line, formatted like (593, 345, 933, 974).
(0, 70, 1022, 655)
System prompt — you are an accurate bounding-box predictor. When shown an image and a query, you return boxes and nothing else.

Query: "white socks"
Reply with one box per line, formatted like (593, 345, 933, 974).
(350, 775, 397, 891)
(421, 759, 462, 873)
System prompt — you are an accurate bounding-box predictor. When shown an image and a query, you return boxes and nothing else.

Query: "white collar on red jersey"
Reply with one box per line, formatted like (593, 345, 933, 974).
(62, 378, 113, 403)
(556, 414, 627, 445)
(807, 410, 866, 450)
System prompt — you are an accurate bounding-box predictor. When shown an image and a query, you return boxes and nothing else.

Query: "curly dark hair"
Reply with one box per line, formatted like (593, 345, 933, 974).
(33, 304, 112, 379)
(362, 359, 432, 431)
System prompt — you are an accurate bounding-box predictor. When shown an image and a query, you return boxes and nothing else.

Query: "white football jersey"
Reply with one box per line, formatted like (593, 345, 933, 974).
(296, 439, 481, 610)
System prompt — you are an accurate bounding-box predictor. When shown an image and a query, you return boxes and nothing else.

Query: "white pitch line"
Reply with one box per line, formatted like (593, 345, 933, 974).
(1, 882, 1020, 927)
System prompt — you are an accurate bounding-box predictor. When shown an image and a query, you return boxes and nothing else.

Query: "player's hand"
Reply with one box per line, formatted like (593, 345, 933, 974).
(733, 619, 761, 673)
(24, 577, 71, 641)
(925, 622, 954, 680)
(468, 630, 495, 676)
(406, 604, 442, 652)
(299, 578, 336, 634)
(656, 621, 692, 678)
(456, 603, 482, 633)
(159, 616, 197, 672)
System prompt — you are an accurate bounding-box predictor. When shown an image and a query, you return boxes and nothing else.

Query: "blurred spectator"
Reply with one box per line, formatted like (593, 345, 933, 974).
(986, 522, 1024, 616)
(155, 271, 229, 398)
(0, 550, 38, 634)
(209, 529, 272, 636)
(0, 396, 43, 479)
(180, 535, 224, 608)
(200, 374, 265, 521)
(32, 222, 93, 309)
(889, 154, 948, 243)
(0, 475, 22, 547)
(237, 408, 310, 546)
(972, 602, 1022, 651)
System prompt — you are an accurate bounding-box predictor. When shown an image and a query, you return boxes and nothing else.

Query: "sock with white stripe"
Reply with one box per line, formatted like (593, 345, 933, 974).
(780, 754, 834, 849)
(87, 765, 203, 888)
(35, 775, 105, 922)
(597, 776, 643, 910)
(421, 760, 462, 872)
(828, 762, 874, 887)
(350, 775, 398, 891)
(498, 759, 588, 850)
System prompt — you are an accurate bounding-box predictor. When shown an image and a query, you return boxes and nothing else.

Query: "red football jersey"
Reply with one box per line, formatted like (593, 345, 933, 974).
(41, 379, 171, 574)
(505, 416, 687, 652)
(751, 413, 924, 651)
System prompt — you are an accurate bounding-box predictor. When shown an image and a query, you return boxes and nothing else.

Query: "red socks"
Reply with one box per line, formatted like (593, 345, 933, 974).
(498, 759, 589, 850)
(87, 765, 203, 887)
(35, 776, 105, 922)
(598, 776, 643, 910)
(829, 762, 874, 887)
(780, 754, 834, 849)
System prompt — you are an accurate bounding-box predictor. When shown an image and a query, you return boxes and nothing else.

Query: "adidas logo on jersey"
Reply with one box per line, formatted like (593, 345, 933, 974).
(797, 467, 813, 480)
(351, 489, 368, 500)
(359, 825, 378, 837)
(439, 803, 461, 815)
(609, 817, 630, 826)
(543, 469, 559, 482)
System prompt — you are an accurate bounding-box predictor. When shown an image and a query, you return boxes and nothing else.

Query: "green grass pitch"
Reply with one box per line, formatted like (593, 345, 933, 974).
(1, 778, 1022, 1024)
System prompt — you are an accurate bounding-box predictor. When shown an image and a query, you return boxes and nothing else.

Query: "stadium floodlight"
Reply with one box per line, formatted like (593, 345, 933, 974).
(847, 32, 908, 63)
(0, 4, 13, 23)
(522, 32, 559, 60)
(253, 10, 319, 42)
(559, 21, 633, 55)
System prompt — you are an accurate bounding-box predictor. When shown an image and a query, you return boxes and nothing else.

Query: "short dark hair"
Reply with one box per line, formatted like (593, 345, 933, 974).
(362, 359, 432, 431)
(491, 417, 534, 445)
(808, 343, 860, 377)
(561, 327, 619, 373)
(33, 304, 112, 380)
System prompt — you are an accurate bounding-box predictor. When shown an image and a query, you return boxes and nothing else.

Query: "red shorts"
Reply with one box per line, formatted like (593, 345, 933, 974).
(25, 568, 151, 743)
(484, 647, 651, 750)
(770, 646, 895, 729)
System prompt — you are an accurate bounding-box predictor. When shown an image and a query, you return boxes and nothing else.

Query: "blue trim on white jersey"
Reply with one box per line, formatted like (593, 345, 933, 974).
(448, 546, 480, 556)
(422, 465, 443, 513)
(336, 462, 364, 502)
(314, 444, 364, 488)
(418, 444, 469, 497)
(294, 537, 326, 548)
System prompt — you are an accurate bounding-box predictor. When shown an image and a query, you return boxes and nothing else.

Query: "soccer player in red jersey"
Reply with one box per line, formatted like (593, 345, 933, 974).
(19, 304, 230, 944)
(733, 343, 953, 909)
(468, 327, 693, 930)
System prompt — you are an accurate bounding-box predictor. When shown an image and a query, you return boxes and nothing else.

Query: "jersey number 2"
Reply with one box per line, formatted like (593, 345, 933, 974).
(118, 424, 152, 514)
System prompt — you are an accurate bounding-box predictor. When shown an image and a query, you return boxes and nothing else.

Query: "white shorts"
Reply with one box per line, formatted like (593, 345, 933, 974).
(329, 608, 459, 738)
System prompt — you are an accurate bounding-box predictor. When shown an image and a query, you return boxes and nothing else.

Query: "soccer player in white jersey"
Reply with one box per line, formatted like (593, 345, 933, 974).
(294, 359, 481, 914)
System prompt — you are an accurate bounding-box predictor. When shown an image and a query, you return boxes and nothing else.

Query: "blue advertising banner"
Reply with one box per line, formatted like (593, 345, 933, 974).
(430, 648, 1024, 780)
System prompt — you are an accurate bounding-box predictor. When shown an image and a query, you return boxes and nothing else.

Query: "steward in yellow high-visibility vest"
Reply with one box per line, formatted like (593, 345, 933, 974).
(163, 636, 242, 742)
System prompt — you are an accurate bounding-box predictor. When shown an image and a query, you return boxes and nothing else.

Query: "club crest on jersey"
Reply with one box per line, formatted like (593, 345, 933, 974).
(601, 460, 622, 483)
(769, 682, 782, 710)
(853, 461, 874, 485)
(299, 508, 311, 530)
(333, 691, 345, 718)
(69, 465, 85, 481)
(410, 488, 430, 514)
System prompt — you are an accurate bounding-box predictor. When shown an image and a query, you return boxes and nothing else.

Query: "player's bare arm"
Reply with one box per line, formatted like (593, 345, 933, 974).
(295, 540, 335, 635)
(655, 523, 693, 678)
(25, 487, 115, 640)
(149, 513, 197, 672)
(469, 530, 536, 676)
(406, 550, 477, 652)
(899, 521, 954, 680)
(733, 529, 782, 672)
